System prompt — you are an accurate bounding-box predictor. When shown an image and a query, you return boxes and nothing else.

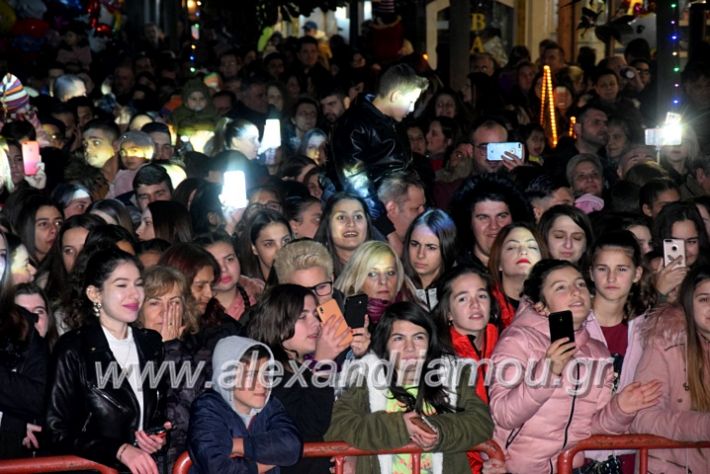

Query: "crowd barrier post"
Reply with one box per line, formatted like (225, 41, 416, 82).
(173, 439, 505, 474)
(556, 434, 710, 474)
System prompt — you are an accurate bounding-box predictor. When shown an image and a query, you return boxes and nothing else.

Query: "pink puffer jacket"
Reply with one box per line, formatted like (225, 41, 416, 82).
(490, 301, 635, 473)
(630, 304, 710, 473)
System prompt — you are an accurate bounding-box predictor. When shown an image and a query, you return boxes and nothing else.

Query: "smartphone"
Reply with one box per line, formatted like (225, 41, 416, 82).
(663, 238, 685, 267)
(219, 170, 248, 209)
(548, 310, 575, 344)
(145, 426, 168, 436)
(344, 294, 368, 329)
(486, 142, 523, 162)
(259, 118, 282, 153)
(645, 127, 682, 147)
(411, 415, 437, 435)
(316, 299, 353, 345)
(21, 141, 41, 176)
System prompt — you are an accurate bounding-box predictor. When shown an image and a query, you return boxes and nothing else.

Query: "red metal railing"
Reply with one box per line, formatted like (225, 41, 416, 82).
(0, 455, 118, 473)
(556, 434, 710, 474)
(172, 439, 505, 474)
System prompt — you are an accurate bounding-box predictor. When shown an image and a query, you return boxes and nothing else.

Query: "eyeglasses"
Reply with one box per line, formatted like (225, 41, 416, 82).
(304, 281, 333, 296)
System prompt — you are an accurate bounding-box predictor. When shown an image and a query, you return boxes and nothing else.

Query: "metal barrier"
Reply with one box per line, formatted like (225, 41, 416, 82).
(0, 455, 118, 473)
(173, 439, 505, 474)
(556, 434, 710, 474)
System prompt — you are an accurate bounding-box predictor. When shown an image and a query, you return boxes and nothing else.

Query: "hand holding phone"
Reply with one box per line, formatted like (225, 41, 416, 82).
(316, 299, 353, 346)
(410, 415, 438, 436)
(486, 142, 523, 162)
(548, 310, 575, 344)
(663, 239, 685, 267)
(344, 294, 368, 329)
(219, 170, 248, 209)
(21, 141, 40, 176)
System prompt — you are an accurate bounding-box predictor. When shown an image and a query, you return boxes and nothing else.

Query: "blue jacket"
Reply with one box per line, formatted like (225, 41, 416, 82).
(187, 336, 302, 474)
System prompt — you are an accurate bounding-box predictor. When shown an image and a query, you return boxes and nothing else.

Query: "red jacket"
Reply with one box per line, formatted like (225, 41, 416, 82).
(449, 324, 499, 473)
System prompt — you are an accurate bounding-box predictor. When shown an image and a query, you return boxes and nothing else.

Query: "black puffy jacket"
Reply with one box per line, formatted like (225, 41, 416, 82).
(46, 323, 166, 468)
(328, 94, 411, 235)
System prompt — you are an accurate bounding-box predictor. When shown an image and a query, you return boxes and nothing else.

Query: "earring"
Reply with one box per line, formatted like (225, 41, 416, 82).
(93, 302, 102, 318)
(447, 319, 453, 326)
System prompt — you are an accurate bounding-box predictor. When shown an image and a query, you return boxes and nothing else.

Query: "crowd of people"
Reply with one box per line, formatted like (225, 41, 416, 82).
(1, 4, 710, 474)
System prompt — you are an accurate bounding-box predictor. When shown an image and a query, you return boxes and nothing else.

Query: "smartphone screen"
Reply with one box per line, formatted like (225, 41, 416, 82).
(486, 142, 523, 161)
(548, 310, 575, 343)
(22, 141, 41, 176)
(219, 170, 248, 209)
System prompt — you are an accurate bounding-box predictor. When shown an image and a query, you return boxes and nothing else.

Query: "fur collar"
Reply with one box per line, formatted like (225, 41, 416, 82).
(639, 304, 688, 350)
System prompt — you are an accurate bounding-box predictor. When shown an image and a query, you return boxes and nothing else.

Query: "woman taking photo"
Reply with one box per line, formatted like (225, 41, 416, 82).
(630, 264, 710, 472)
(247, 284, 368, 474)
(402, 209, 457, 310)
(46, 248, 169, 473)
(487, 223, 547, 328)
(316, 193, 375, 276)
(325, 301, 494, 474)
(335, 241, 416, 326)
(538, 205, 594, 266)
(652, 202, 710, 302)
(489, 259, 663, 473)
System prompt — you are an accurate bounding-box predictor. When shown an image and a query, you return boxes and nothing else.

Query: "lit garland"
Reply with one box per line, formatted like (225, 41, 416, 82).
(186, 0, 201, 74)
(568, 116, 576, 138)
(539, 65, 558, 148)
(670, 2, 681, 109)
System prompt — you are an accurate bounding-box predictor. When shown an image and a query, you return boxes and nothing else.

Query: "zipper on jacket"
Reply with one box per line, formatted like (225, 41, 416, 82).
(90, 384, 130, 411)
(561, 365, 580, 449)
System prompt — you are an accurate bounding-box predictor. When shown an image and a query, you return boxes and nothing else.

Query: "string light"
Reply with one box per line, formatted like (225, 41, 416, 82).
(539, 65, 558, 148)
(568, 116, 576, 138)
(670, 1, 681, 109)
(186, 0, 201, 75)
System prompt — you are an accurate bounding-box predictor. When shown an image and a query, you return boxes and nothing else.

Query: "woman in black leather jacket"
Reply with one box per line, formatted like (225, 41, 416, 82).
(46, 248, 169, 474)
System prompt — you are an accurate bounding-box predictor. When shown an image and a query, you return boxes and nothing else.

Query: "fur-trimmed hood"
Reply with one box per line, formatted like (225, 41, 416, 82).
(638, 303, 688, 350)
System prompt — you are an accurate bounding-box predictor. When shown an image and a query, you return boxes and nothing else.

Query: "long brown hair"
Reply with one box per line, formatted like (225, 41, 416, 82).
(488, 222, 548, 289)
(679, 265, 710, 411)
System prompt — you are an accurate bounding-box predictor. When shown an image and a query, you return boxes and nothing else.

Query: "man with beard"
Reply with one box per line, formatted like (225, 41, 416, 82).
(545, 104, 609, 181)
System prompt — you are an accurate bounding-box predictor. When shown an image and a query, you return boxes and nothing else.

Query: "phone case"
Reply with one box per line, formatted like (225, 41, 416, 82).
(663, 239, 685, 267)
(316, 299, 353, 345)
(344, 294, 368, 328)
(22, 141, 41, 176)
(411, 416, 437, 435)
(548, 310, 575, 343)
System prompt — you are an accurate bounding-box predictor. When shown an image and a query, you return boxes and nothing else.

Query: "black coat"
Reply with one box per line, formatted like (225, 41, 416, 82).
(0, 307, 48, 459)
(46, 322, 166, 468)
(328, 94, 411, 236)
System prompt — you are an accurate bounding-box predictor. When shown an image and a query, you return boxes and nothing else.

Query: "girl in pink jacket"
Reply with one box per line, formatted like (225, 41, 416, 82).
(489, 259, 663, 473)
(630, 264, 710, 473)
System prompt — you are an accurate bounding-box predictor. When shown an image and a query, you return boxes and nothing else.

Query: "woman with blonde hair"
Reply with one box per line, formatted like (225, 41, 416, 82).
(138, 265, 199, 341)
(335, 241, 416, 326)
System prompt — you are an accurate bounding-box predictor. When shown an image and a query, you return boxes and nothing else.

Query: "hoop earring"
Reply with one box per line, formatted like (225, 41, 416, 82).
(93, 302, 102, 318)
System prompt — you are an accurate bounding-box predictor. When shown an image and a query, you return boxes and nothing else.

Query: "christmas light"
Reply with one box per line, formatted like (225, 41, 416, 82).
(539, 65, 558, 148)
